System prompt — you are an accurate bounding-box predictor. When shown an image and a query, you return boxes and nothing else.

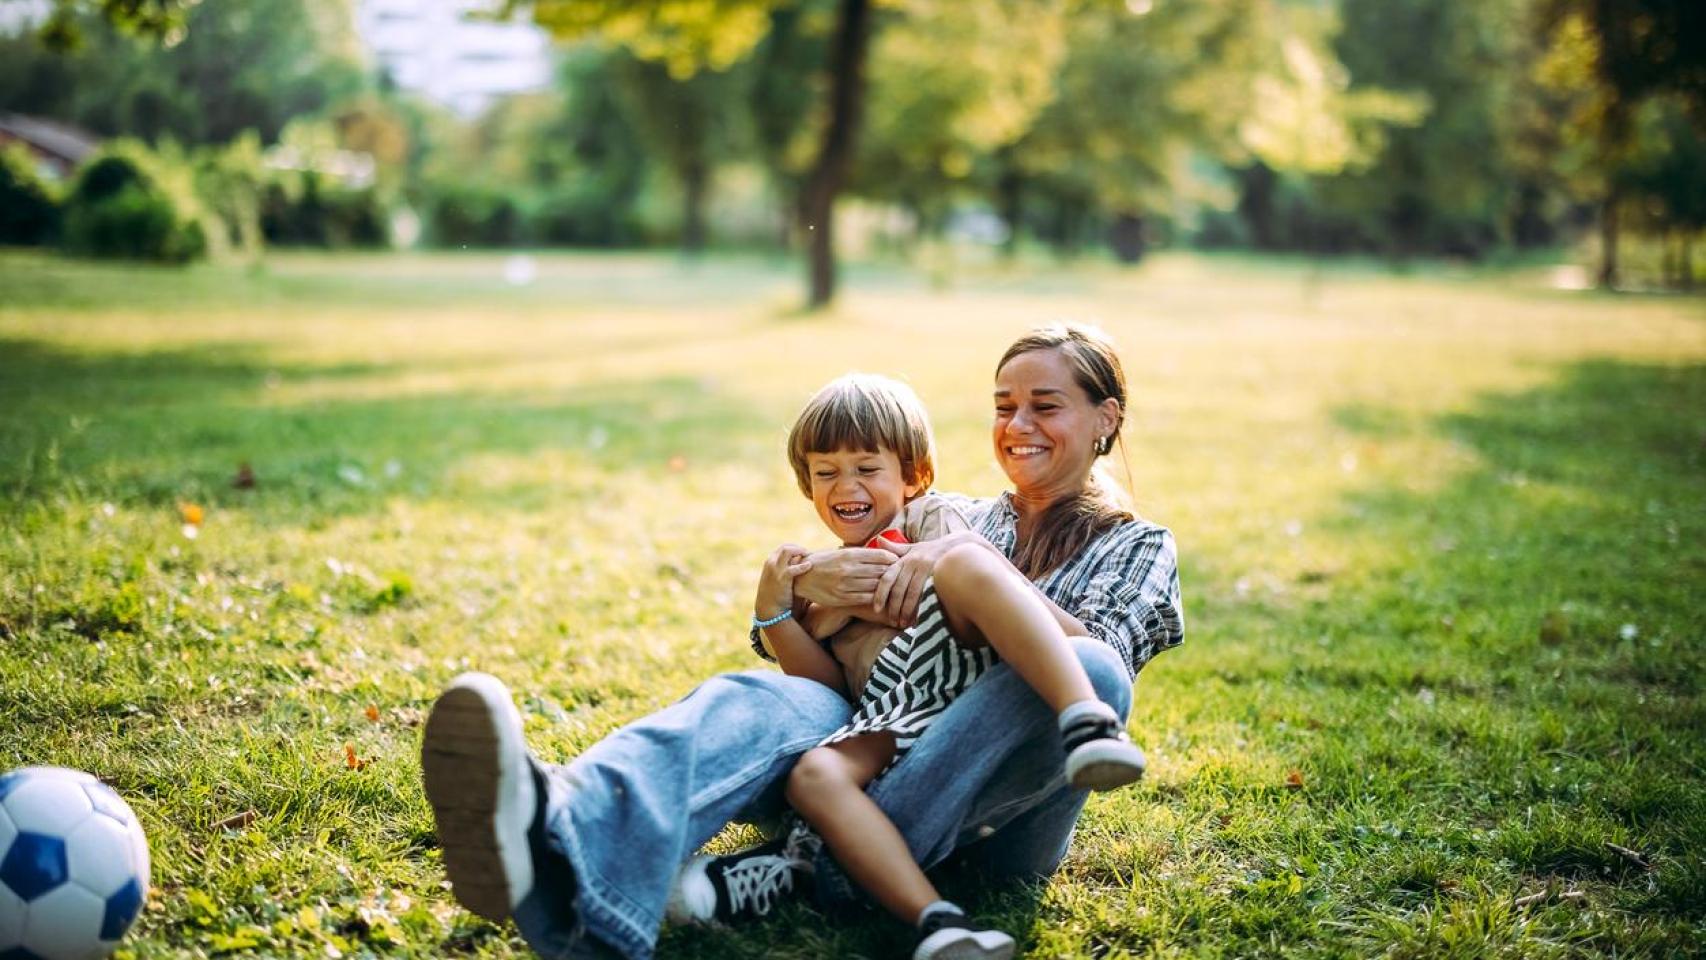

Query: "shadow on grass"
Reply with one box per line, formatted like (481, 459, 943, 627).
(0, 337, 776, 514)
(1248, 360, 1706, 946)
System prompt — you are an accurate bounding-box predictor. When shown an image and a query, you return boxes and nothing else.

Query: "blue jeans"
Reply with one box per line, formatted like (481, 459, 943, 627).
(522, 637, 1132, 959)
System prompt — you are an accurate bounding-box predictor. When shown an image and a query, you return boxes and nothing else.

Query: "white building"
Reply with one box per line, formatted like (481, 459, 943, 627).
(355, 0, 555, 116)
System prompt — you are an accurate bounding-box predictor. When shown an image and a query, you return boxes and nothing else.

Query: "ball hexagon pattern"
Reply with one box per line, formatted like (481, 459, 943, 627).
(0, 769, 150, 960)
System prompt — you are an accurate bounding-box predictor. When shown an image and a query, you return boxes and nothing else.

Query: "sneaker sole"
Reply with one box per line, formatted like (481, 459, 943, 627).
(915, 928, 1016, 960)
(1066, 740, 1147, 791)
(422, 672, 534, 921)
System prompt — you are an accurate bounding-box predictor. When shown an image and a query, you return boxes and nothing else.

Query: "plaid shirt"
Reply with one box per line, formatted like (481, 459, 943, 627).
(753, 491, 1184, 681)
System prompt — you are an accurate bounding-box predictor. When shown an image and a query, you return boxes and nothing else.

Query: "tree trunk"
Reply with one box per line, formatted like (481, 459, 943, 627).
(1238, 162, 1277, 249)
(1597, 191, 1619, 290)
(1683, 232, 1695, 291)
(681, 157, 708, 255)
(1107, 212, 1146, 264)
(995, 149, 1022, 260)
(799, 0, 872, 309)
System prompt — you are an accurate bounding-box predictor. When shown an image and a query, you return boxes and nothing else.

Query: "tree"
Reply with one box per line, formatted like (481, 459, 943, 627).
(1538, 0, 1706, 286)
(527, 0, 874, 307)
(610, 54, 749, 253)
(1, 0, 363, 148)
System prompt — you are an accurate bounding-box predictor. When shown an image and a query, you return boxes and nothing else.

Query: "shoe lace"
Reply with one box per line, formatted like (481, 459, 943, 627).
(720, 853, 797, 917)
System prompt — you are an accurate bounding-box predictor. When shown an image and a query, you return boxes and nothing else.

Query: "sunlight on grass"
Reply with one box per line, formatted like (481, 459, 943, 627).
(2, 250, 1702, 957)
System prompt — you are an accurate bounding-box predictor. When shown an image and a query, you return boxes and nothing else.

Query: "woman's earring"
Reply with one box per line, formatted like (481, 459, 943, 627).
(1095, 435, 1112, 456)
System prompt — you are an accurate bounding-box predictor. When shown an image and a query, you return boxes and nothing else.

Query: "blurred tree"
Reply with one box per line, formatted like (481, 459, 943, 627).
(0, 0, 364, 147)
(1008, 0, 1286, 261)
(611, 54, 749, 253)
(1316, 0, 1536, 258)
(1537, 0, 1704, 286)
(854, 0, 1067, 241)
(744, 4, 826, 249)
(36, 0, 196, 49)
(528, 0, 872, 306)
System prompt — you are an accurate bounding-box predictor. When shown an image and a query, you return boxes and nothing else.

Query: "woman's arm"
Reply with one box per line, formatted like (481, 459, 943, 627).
(791, 546, 896, 608)
(1065, 525, 1184, 676)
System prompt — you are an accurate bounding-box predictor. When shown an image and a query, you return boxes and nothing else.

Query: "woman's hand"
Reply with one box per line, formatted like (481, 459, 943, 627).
(792, 547, 896, 608)
(871, 532, 993, 626)
(754, 544, 813, 620)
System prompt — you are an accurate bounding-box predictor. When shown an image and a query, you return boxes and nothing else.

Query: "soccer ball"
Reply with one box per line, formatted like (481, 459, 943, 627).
(0, 768, 150, 960)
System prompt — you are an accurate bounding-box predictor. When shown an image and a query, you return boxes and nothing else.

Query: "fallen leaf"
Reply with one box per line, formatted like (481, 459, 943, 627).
(364, 704, 380, 724)
(344, 744, 369, 771)
(179, 502, 204, 526)
(668, 455, 688, 472)
(1285, 769, 1305, 790)
(232, 463, 256, 490)
(213, 809, 259, 832)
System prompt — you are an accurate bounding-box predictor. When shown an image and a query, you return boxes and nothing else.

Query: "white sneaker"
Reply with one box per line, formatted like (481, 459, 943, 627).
(913, 910, 1015, 960)
(421, 672, 537, 921)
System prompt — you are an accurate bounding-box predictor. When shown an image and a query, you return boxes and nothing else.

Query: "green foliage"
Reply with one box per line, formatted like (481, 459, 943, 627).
(59, 141, 207, 261)
(260, 172, 388, 249)
(0, 145, 61, 246)
(421, 181, 524, 247)
(2, 0, 364, 148)
(528, 0, 783, 77)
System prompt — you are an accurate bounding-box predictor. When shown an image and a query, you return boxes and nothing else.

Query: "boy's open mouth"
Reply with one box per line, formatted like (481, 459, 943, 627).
(832, 503, 873, 522)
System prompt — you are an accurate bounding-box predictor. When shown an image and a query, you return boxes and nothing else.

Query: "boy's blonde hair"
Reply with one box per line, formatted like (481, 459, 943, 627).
(787, 373, 936, 498)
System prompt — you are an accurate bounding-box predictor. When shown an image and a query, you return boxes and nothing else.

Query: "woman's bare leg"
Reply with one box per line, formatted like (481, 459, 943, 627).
(786, 734, 940, 922)
(931, 544, 1095, 713)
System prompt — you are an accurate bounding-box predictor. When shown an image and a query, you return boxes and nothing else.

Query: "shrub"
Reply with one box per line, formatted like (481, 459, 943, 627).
(60, 142, 208, 262)
(61, 184, 206, 263)
(0, 145, 59, 245)
(423, 181, 522, 247)
(260, 171, 388, 248)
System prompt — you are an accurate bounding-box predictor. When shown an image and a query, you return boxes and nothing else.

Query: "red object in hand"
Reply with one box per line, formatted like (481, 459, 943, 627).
(866, 528, 909, 548)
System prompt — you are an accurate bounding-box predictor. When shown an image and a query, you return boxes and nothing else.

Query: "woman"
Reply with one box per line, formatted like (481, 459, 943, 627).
(420, 325, 1184, 960)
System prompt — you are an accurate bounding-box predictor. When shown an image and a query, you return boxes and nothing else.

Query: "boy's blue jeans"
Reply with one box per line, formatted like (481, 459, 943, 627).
(517, 636, 1132, 960)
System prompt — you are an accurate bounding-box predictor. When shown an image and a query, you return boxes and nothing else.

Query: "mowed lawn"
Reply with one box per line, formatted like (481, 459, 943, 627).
(1, 249, 1702, 958)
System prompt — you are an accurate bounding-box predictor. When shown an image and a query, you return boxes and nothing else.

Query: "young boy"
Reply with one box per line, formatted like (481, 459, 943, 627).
(672, 374, 1145, 960)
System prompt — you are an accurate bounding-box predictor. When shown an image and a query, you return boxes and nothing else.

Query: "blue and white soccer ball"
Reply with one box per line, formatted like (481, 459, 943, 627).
(0, 768, 150, 960)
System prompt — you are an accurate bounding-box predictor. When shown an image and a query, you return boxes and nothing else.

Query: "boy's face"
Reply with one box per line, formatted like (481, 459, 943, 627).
(806, 446, 921, 546)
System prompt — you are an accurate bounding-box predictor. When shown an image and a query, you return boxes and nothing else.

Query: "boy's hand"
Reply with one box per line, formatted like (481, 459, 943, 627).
(792, 547, 896, 608)
(871, 538, 934, 627)
(755, 544, 813, 620)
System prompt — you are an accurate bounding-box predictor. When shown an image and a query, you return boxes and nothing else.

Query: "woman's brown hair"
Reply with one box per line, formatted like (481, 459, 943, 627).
(997, 325, 1133, 579)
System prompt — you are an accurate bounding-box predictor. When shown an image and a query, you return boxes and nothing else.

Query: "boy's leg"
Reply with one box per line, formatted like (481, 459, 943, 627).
(930, 546, 1144, 790)
(424, 669, 850, 960)
(786, 735, 942, 923)
(809, 637, 1133, 909)
(930, 544, 1095, 713)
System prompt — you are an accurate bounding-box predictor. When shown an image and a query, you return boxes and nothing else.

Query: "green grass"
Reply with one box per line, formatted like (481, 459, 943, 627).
(1, 248, 1702, 958)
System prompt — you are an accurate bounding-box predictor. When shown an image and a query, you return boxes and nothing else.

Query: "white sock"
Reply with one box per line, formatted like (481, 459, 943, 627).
(1057, 698, 1117, 731)
(916, 899, 964, 928)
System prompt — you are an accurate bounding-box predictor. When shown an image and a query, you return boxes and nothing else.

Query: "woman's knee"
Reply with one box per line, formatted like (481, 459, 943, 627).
(1069, 635, 1132, 717)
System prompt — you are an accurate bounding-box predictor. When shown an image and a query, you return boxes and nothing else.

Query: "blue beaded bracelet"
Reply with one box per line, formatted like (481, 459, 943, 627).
(752, 608, 794, 629)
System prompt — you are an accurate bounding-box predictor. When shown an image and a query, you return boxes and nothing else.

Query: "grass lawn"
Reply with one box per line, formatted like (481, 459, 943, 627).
(1, 249, 1702, 958)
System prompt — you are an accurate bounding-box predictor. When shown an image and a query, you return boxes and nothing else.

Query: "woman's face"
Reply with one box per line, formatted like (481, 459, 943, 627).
(992, 347, 1119, 504)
